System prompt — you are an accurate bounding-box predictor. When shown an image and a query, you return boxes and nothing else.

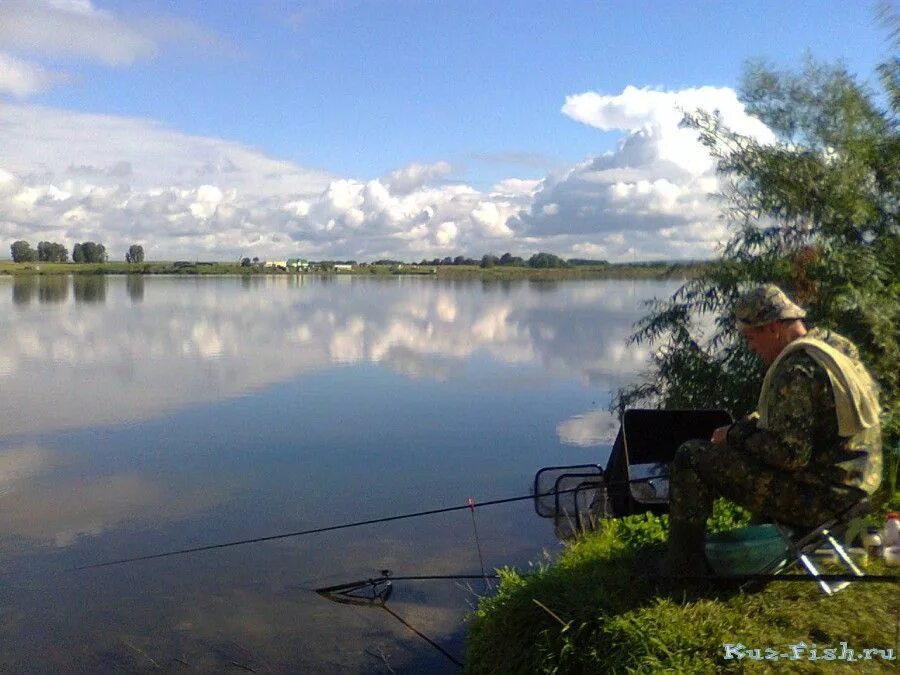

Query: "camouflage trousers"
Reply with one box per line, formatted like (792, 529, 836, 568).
(669, 440, 865, 529)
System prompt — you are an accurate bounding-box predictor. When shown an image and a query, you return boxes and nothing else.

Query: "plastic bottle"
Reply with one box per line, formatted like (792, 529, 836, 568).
(863, 526, 883, 557)
(882, 512, 900, 547)
(884, 546, 900, 567)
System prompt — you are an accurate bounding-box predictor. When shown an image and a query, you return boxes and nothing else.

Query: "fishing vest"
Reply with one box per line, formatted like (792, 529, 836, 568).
(758, 328, 882, 495)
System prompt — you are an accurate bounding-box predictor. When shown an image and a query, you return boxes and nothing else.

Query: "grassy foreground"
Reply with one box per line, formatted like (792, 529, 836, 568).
(466, 502, 899, 673)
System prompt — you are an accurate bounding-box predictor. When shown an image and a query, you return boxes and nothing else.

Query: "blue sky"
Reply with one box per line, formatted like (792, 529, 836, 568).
(0, 1, 894, 261)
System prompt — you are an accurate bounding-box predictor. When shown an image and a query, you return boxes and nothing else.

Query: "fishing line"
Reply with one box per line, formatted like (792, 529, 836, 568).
(78, 474, 667, 570)
(380, 605, 463, 668)
(76, 473, 712, 570)
(467, 497, 490, 590)
(315, 570, 478, 669)
(75, 488, 577, 570)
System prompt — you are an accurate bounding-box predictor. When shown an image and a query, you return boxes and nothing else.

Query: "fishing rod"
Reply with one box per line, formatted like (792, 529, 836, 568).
(77, 475, 661, 571)
(76, 491, 554, 570)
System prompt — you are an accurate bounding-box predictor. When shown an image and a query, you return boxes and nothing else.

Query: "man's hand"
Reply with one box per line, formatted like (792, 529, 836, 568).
(710, 425, 730, 445)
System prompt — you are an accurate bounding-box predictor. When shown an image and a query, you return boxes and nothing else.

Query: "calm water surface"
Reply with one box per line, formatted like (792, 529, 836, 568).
(0, 275, 678, 673)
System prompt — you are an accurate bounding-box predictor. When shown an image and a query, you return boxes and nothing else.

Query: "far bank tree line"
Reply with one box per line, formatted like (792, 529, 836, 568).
(9, 240, 145, 264)
(393, 252, 608, 268)
(8, 244, 618, 269)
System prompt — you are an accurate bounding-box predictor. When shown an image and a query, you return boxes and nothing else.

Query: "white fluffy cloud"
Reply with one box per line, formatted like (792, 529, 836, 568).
(562, 85, 773, 139)
(1, 83, 775, 261)
(510, 85, 776, 260)
(0, 103, 535, 260)
(384, 161, 453, 194)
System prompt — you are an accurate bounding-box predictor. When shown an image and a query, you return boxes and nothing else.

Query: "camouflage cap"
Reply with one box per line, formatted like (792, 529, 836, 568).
(734, 284, 806, 328)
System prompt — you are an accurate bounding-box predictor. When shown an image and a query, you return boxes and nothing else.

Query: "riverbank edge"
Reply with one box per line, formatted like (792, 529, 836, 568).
(464, 502, 900, 673)
(0, 261, 710, 280)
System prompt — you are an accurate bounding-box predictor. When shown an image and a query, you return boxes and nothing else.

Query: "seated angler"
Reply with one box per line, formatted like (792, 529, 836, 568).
(665, 284, 882, 576)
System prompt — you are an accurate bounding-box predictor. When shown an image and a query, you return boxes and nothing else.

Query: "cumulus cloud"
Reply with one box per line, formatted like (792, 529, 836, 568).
(384, 161, 452, 195)
(0, 83, 775, 261)
(0, 103, 536, 260)
(562, 85, 774, 139)
(508, 85, 776, 260)
(0, 102, 333, 259)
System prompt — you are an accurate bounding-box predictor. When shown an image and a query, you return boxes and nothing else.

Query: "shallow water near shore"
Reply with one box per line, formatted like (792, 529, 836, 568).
(0, 274, 678, 672)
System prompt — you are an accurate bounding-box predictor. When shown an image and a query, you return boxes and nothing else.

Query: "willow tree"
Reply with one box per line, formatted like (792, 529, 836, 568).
(617, 57, 899, 494)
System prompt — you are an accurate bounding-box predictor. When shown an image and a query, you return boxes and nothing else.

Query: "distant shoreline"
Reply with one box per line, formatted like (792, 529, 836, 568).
(0, 261, 709, 280)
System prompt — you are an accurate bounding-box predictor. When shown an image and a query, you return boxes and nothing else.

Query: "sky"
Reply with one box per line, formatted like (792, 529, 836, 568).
(0, 0, 895, 262)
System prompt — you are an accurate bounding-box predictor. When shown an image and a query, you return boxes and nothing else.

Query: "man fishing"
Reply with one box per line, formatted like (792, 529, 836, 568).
(665, 284, 882, 576)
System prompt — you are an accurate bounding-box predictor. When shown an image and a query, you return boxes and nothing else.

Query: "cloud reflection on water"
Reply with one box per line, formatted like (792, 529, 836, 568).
(0, 276, 680, 671)
(0, 276, 674, 438)
(0, 444, 225, 548)
(556, 409, 620, 447)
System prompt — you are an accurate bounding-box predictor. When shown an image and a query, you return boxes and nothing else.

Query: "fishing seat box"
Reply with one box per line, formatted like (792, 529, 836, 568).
(606, 408, 732, 517)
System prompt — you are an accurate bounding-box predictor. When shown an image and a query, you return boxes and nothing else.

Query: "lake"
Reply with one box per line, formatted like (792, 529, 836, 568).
(0, 274, 679, 673)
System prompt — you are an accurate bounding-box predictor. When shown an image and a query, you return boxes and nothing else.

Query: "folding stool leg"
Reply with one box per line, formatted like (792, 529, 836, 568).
(825, 532, 865, 577)
(773, 523, 849, 595)
(739, 500, 869, 595)
(796, 553, 838, 595)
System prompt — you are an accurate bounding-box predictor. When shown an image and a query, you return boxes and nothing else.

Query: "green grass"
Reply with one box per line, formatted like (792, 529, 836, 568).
(466, 501, 900, 674)
(0, 261, 256, 275)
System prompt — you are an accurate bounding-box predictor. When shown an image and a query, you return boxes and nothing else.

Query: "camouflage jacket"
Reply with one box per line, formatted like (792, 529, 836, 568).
(727, 328, 882, 494)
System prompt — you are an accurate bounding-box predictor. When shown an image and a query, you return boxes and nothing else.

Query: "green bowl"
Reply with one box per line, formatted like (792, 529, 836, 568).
(705, 524, 787, 575)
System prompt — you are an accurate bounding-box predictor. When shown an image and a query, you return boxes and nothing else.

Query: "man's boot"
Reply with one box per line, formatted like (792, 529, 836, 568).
(664, 519, 708, 577)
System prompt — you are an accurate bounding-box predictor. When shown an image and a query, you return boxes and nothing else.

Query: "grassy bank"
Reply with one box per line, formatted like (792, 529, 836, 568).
(0, 261, 256, 275)
(466, 502, 899, 673)
(0, 260, 709, 279)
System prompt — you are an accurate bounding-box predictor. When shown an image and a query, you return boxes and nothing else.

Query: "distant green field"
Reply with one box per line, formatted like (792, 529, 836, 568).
(0, 261, 256, 275)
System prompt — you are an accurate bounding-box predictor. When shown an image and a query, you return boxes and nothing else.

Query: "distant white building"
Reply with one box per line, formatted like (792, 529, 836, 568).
(265, 260, 287, 270)
(334, 264, 353, 272)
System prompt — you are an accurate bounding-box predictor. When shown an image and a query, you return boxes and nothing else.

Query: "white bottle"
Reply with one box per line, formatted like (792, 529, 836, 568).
(882, 512, 900, 547)
(884, 546, 900, 567)
(863, 527, 883, 557)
